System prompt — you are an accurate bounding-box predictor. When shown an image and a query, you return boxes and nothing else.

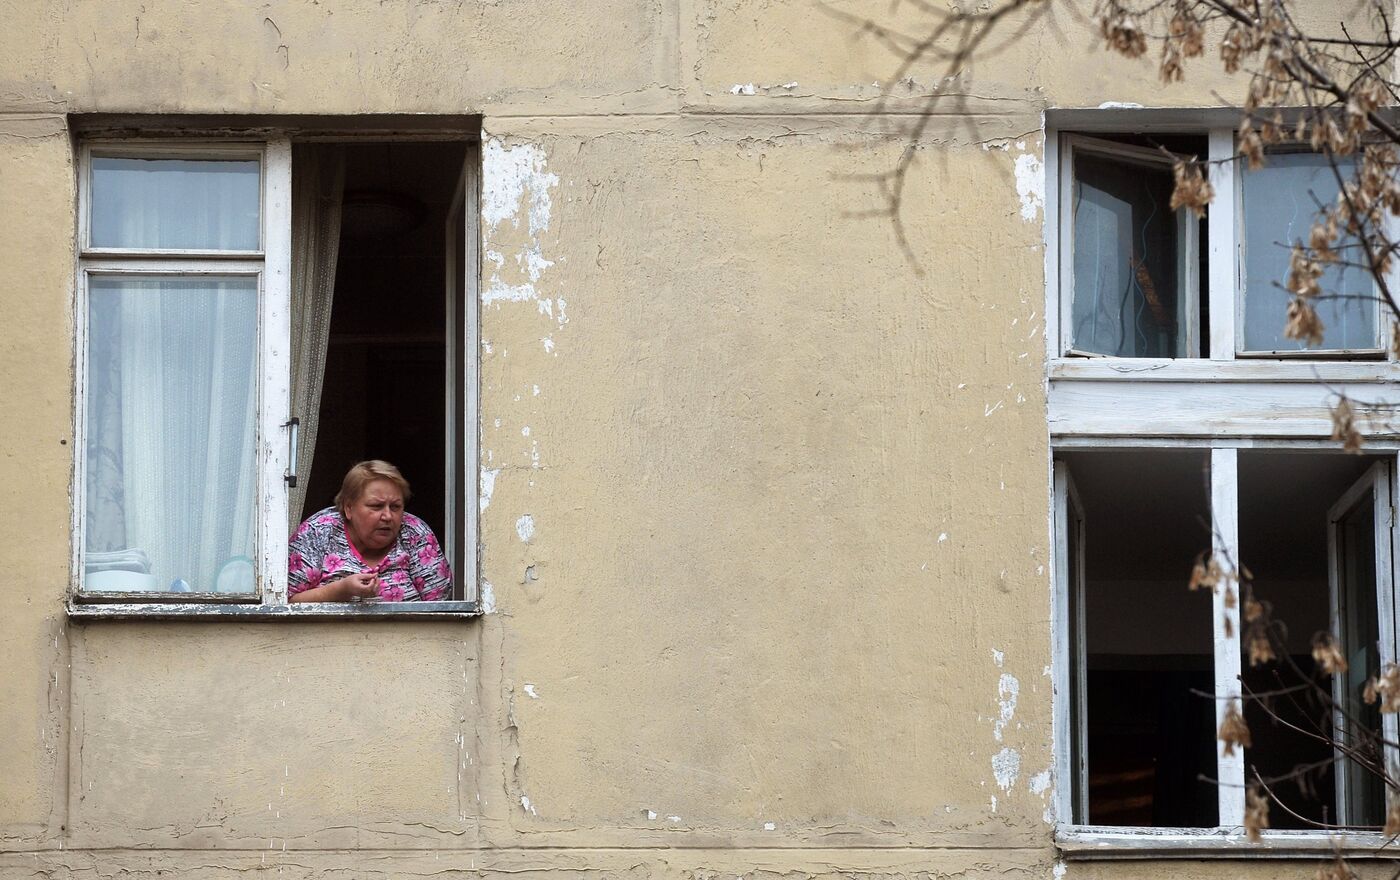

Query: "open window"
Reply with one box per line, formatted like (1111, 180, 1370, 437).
(1054, 128, 1399, 364)
(1326, 462, 1397, 825)
(293, 141, 476, 595)
(1056, 448, 1399, 831)
(1055, 450, 1217, 826)
(1060, 136, 1204, 358)
(74, 130, 480, 611)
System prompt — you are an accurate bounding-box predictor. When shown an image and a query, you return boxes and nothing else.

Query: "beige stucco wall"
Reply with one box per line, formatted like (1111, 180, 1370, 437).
(0, 1, 1371, 878)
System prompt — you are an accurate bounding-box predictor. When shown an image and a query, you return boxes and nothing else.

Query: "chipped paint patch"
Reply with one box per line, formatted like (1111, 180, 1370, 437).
(763, 821, 775, 831)
(992, 747, 1020, 791)
(482, 138, 559, 308)
(520, 795, 537, 815)
(1014, 149, 1044, 223)
(1053, 861, 1067, 880)
(991, 648, 1004, 667)
(1029, 769, 1051, 795)
(730, 83, 756, 95)
(645, 809, 657, 820)
(516, 514, 535, 543)
(994, 673, 1019, 742)
(480, 579, 496, 613)
(480, 468, 500, 514)
(483, 139, 558, 234)
(523, 684, 540, 699)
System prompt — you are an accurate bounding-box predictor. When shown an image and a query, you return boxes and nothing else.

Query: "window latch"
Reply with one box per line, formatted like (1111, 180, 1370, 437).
(284, 417, 300, 488)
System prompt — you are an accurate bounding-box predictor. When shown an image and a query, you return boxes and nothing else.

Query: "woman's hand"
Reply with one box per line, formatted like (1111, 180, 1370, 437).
(288, 572, 380, 603)
(334, 572, 380, 601)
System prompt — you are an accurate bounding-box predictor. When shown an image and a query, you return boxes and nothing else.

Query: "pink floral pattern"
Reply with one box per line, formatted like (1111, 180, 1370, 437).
(288, 507, 453, 601)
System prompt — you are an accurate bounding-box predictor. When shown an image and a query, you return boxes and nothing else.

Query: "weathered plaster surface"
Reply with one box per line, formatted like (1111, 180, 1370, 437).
(0, 2, 1367, 879)
(0, 115, 73, 839)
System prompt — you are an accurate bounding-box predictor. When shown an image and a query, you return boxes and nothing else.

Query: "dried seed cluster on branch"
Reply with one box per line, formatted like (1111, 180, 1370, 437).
(1095, 0, 1400, 450)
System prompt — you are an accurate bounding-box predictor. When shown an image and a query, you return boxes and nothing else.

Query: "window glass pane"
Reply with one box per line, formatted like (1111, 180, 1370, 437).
(1337, 487, 1384, 825)
(90, 156, 261, 251)
(1071, 154, 1184, 357)
(84, 276, 258, 594)
(1242, 153, 1375, 352)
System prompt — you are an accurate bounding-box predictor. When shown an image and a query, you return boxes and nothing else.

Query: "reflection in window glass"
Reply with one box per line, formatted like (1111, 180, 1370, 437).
(90, 157, 261, 251)
(1236, 453, 1382, 828)
(1072, 154, 1183, 357)
(1337, 492, 1383, 826)
(1242, 153, 1375, 352)
(84, 277, 258, 594)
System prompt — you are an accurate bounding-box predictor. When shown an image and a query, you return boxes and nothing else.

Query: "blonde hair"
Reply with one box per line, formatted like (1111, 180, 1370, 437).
(335, 460, 412, 517)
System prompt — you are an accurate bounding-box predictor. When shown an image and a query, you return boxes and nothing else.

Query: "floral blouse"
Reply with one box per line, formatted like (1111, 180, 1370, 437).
(288, 507, 453, 601)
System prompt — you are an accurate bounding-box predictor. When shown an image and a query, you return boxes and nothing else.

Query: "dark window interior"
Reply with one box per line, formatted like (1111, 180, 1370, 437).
(1060, 449, 1217, 826)
(300, 140, 468, 544)
(1061, 449, 1388, 828)
(1237, 451, 1380, 828)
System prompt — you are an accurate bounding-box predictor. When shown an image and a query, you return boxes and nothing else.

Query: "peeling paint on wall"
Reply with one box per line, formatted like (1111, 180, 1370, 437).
(993, 673, 1019, 742)
(1014, 146, 1044, 223)
(992, 747, 1021, 792)
(480, 468, 500, 514)
(481, 138, 560, 308)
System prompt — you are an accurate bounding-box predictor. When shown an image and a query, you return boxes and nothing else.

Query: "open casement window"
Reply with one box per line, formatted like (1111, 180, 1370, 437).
(1054, 449, 1400, 832)
(442, 150, 479, 586)
(1060, 135, 1202, 358)
(73, 135, 480, 613)
(1327, 462, 1398, 826)
(1053, 462, 1090, 821)
(1238, 150, 1386, 358)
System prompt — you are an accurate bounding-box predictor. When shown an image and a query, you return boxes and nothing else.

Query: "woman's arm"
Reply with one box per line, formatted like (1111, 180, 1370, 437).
(404, 519, 454, 601)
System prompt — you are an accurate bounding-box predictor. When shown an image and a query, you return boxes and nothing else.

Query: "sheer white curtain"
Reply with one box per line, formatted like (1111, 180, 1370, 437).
(85, 278, 258, 592)
(84, 157, 262, 593)
(288, 145, 346, 527)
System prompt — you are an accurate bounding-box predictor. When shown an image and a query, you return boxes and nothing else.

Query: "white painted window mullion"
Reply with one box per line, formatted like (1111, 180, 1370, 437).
(464, 142, 481, 605)
(1057, 134, 1075, 357)
(1044, 131, 1062, 362)
(1211, 446, 1246, 826)
(1051, 461, 1074, 823)
(259, 138, 292, 605)
(1207, 129, 1238, 360)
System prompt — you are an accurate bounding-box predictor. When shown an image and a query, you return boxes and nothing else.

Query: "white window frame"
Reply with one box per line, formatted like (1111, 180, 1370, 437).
(1052, 442, 1400, 857)
(1058, 135, 1202, 359)
(1047, 112, 1400, 857)
(1049, 127, 1400, 369)
(69, 132, 480, 619)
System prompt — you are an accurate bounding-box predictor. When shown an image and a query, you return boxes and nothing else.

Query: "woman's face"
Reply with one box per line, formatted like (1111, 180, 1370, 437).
(344, 478, 405, 555)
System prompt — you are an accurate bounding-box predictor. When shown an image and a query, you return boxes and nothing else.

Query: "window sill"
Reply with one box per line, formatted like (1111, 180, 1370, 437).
(1057, 826, 1400, 860)
(66, 600, 480, 620)
(1049, 358, 1400, 383)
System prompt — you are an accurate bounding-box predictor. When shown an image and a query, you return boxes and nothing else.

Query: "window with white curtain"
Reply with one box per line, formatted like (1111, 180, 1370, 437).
(72, 134, 480, 615)
(80, 145, 271, 599)
(1058, 133, 1390, 360)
